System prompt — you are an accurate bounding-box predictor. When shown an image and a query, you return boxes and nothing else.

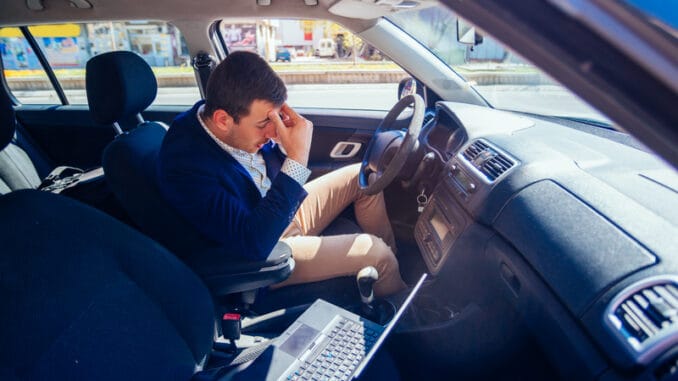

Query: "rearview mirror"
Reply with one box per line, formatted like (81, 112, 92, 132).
(457, 18, 483, 46)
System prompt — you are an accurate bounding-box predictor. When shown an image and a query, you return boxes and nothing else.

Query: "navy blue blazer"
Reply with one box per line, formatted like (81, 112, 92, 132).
(157, 101, 308, 261)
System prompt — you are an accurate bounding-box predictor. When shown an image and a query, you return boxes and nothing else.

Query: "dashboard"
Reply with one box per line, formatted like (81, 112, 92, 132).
(411, 102, 678, 380)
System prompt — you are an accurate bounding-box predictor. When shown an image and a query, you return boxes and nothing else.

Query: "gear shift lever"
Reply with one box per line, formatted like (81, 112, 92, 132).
(357, 266, 378, 304)
(357, 266, 379, 320)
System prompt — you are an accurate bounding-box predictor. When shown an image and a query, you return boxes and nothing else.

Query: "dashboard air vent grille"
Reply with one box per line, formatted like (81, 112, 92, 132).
(462, 140, 514, 181)
(612, 282, 678, 348)
(462, 140, 489, 161)
(423, 113, 435, 127)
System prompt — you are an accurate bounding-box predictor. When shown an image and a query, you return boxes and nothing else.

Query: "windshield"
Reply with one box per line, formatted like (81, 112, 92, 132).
(387, 5, 611, 126)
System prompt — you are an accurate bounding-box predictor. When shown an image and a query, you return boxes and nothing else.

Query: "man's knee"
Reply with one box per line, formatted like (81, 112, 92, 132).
(337, 163, 361, 183)
(367, 235, 397, 269)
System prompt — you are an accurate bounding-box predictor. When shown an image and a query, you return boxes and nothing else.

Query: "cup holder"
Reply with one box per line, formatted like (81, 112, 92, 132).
(371, 299, 397, 326)
(347, 300, 397, 326)
(407, 294, 458, 326)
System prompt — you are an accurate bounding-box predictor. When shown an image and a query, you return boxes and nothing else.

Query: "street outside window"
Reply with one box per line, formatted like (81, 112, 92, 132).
(218, 19, 407, 111)
(0, 26, 60, 104)
(0, 22, 199, 105)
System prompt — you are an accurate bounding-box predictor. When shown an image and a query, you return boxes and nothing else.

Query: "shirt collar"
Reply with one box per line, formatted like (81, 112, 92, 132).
(196, 104, 259, 158)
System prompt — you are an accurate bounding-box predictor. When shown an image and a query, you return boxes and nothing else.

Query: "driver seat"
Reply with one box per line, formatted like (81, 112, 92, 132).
(86, 51, 292, 298)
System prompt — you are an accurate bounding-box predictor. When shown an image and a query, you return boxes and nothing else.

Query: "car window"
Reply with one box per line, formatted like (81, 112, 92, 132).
(0, 26, 60, 104)
(218, 19, 407, 111)
(388, 6, 611, 126)
(1, 22, 199, 106)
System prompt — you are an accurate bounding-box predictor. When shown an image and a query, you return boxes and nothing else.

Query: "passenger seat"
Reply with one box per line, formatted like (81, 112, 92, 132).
(0, 189, 216, 380)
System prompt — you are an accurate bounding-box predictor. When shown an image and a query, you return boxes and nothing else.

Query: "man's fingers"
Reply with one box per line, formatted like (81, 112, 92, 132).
(281, 112, 294, 128)
(280, 103, 302, 120)
(268, 110, 286, 130)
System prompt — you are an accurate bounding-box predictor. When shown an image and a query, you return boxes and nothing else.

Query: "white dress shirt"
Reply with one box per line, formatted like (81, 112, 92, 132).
(197, 105, 311, 197)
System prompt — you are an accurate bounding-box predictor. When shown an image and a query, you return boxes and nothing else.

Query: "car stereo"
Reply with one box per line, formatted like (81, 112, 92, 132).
(415, 182, 469, 275)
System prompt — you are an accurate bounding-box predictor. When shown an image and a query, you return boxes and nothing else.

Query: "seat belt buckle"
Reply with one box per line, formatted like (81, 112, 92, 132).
(221, 312, 242, 342)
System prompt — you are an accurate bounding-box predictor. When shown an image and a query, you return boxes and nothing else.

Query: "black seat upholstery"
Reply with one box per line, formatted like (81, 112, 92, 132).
(0, 83, 52, 194)
(0, 84, 120, 219)
(0, 190, 215, 380)
(87, 51, 292, 296)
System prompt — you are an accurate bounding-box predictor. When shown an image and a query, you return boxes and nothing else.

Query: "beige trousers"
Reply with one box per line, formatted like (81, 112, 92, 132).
(273, 163, 407, 297)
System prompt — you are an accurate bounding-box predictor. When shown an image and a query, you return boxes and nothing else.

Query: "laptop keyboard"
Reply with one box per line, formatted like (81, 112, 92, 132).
(284, 317, 381, 381)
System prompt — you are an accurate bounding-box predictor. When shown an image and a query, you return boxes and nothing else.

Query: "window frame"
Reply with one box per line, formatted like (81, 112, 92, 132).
(19, 26, 69, 105)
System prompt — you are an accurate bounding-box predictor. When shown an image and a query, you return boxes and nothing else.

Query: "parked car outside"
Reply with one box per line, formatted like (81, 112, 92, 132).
(275, 46, 292, 62)
(315, 38, 337, 58)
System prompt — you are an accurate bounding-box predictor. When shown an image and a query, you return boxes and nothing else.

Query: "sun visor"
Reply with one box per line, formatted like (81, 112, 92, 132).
(329, 0, 432, 20)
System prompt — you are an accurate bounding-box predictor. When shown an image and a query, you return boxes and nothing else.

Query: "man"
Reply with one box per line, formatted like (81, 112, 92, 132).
(158, 51, 406, 297)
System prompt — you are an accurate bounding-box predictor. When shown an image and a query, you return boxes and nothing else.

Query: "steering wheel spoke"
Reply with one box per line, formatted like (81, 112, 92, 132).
(359, 94, 425, 194)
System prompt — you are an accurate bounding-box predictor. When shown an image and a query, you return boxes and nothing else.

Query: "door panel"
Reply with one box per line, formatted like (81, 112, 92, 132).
(16, 106, 115, 170)
(305, 111, 377, 178)
(298, 108, 410, 179)
(16, 105, 187, 170)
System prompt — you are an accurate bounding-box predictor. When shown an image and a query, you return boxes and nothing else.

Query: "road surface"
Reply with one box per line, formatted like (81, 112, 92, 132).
(13, 83, 608, 123)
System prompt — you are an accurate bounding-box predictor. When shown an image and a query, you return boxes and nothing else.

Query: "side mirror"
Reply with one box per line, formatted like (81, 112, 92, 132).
(457, 18, 483, 46)
(398, 77, 417, 100)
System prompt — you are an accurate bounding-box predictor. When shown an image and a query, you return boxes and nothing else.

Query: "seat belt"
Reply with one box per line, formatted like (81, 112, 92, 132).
(192, 51, 216, 99)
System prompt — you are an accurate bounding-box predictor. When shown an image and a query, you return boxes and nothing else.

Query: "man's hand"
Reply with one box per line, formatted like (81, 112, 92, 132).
(269, 103, 313, 166)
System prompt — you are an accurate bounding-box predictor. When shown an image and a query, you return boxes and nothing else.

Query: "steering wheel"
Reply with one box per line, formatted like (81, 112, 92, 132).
(359, 94, 425, 195)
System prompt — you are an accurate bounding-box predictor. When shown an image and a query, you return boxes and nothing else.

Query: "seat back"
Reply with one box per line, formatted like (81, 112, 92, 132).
(101, 122, 218, 262)
(0, 190, 215, 380)
(102, 123, 293, 294)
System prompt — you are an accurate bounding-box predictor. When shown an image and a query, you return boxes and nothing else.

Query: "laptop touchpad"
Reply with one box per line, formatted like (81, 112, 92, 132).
(279, 323, 319, 358)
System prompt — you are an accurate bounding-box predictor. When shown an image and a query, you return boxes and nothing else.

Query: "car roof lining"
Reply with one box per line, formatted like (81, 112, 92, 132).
(0, 0, 377, 32)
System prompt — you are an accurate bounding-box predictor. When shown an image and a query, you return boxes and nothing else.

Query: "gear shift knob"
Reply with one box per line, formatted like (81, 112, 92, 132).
(357, 266, 379, 304)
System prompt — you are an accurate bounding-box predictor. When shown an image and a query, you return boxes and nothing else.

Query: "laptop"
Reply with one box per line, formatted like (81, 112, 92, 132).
(264, 273, 428, 381)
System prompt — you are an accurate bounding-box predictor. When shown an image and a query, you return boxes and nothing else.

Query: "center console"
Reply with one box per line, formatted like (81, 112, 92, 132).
(414, 165, 471, 275)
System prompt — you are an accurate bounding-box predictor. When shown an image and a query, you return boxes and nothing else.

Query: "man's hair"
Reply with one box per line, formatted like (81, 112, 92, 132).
(204, 51, 287, 123)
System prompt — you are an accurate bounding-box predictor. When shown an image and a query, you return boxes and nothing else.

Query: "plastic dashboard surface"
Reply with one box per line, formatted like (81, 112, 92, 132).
(416, 101, 678, 369)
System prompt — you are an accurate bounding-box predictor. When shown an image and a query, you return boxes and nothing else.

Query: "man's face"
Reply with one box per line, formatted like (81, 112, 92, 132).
(225, 99, 281, 153)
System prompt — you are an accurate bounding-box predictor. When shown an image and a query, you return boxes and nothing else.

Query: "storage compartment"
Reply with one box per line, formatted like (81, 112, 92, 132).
(493, 180, 656, 316)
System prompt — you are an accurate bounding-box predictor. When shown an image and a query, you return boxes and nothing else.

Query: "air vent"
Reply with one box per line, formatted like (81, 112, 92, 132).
(462, 140, 489, 161)
(607, 278, 678, 364)
(461, 140, 514, 181)
(423, 113, 435, 127)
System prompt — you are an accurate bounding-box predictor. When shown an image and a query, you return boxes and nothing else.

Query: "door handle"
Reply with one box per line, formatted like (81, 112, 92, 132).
(329, 142, 362, 159)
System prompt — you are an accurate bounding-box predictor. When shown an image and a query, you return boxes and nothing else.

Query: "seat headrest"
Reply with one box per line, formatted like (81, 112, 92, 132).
(0, 87, 16, 151)
(86, 51, 158, 125)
